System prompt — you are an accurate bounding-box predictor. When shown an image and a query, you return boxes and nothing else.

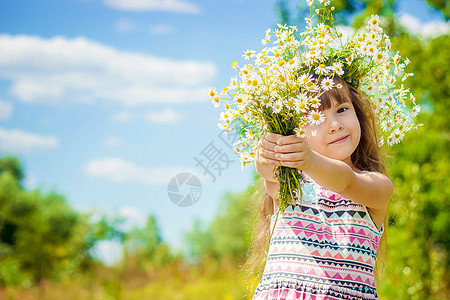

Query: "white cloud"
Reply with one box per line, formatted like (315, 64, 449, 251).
(0, 34, 216, 106)
(145, 108, 184, 124)
(111, 111, 134, 123)
(102, 136, 122, 148)
(104, 0, 201, 14)
(84, 157, 194, 185)
(398, 13, 450, 39)
(149, 24, 176, 35)
(116, 19, 140, 33)
(0, 127, 59, 154)
(0, 99, 13, 120)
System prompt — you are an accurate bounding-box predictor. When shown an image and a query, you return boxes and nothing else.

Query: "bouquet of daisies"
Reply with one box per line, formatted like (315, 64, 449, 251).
(209, 0, 421, 212)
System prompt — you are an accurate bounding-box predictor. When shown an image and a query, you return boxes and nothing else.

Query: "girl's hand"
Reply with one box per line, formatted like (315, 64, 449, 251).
(255, 132, 283, 181)
(273, 134, 312, 171)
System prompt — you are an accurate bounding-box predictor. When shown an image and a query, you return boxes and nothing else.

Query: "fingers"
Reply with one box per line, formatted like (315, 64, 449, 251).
(260, 133, 278, 152)
(274, 142, 306, 154)
(276, 134, 305, 145)
(274, 152, 305, 161)
(260, 155, 282, 167)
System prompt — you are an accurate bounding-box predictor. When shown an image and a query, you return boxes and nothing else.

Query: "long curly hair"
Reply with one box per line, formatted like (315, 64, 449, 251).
(241, 76, 389, 297)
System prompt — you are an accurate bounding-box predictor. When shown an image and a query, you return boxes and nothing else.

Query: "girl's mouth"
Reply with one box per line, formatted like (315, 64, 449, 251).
(330, 135, 349, 144)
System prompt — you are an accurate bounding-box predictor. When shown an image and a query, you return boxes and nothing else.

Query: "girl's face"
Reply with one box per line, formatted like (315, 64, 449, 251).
(305, 97, 361, 168)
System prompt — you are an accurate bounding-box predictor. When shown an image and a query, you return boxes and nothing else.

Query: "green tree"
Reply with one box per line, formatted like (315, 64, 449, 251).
(122, 215, 173, 269)
(0, 156, 124, 287)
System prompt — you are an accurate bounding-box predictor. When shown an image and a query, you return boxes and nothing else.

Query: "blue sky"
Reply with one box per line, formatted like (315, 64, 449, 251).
(0, 0, 447, 262)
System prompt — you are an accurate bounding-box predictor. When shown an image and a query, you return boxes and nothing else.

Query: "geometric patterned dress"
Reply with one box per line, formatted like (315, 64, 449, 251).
(252, 175, 383, 300)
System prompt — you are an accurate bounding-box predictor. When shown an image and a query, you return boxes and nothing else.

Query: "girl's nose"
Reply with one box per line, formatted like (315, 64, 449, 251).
(329, 121, 344, 133)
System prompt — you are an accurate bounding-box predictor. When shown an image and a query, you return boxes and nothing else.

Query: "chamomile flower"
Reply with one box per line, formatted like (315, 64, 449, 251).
(321, 77, 334, 91)
(219, 111, 233, 124)
(310, 97, 321, 109)
(306, 0, 314, 6)
(211, 95, 220, 108)
(298, 73, 313, 86)
(308, 109, 325, 126)
(319, 0, 331, 6)
(229, 77, 238, 89)
(412, 104, 421, 117)
(260, 95, 272, 108)
(369, 15, 380, 28)
(294, 127, 307, 138)
(402, 72, 414, 82)
(331, 62, 344, 75)
(272, 100, 283, 113)
(208, 88, 217, 99)
(315, 63, 329, 75)
(374, 51, 387, 64)
(217, 123, 232, 134)
(294, 94, 309, 113)
(243, 49, 256, 60)
(388, 129, 404, 145)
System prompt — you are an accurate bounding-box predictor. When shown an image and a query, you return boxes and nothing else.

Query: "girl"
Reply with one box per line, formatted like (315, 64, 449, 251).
(250, 75, 393, 299)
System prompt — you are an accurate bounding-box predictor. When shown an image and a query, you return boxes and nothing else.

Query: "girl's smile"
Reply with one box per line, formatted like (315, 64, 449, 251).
(328, 135, 349, 144)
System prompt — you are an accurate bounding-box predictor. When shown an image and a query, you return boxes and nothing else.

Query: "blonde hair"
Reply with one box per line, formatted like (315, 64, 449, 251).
(241, 76, 389, 296)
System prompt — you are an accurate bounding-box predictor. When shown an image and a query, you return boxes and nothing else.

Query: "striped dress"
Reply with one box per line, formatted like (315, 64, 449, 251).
(253, 175, 383, 300)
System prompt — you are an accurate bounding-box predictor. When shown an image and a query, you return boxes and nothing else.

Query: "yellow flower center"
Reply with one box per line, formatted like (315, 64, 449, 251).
(312, 113, 320, 121)
(209, 90, 215, 97)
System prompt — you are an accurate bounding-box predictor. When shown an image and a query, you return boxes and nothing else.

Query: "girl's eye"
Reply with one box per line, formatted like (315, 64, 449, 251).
(337, 107, 348, 114)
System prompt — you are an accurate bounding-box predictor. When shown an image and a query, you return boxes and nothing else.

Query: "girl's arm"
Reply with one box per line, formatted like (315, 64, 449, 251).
(304, 150, 393, 210)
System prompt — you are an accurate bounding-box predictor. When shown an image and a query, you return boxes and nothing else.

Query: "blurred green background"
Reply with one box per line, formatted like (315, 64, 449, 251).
(1, 0, 449, 299)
